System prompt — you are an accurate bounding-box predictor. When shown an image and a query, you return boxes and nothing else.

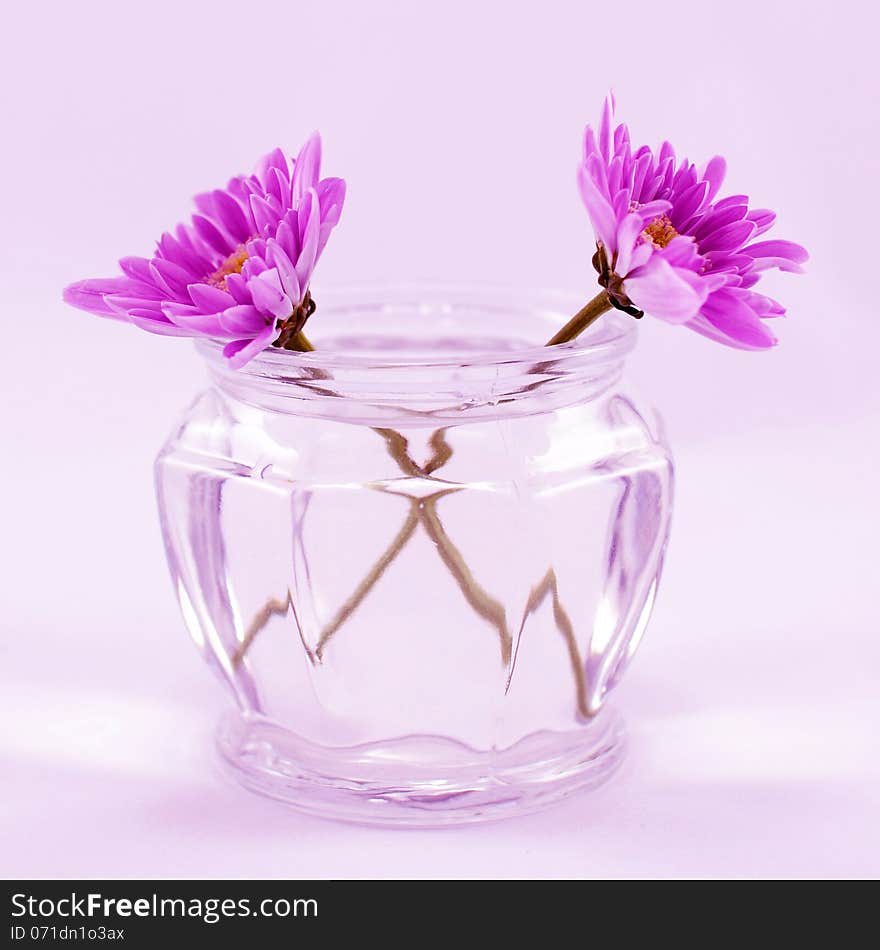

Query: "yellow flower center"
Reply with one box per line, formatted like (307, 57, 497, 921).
(642, 214, 678, 249)
(206, 246, 249, 290)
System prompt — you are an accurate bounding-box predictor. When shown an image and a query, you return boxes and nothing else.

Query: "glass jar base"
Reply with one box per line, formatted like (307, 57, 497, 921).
(216, 711, 626, 827)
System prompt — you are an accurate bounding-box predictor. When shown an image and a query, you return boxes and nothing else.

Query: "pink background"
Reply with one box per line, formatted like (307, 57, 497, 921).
(3, 0, 879, 878)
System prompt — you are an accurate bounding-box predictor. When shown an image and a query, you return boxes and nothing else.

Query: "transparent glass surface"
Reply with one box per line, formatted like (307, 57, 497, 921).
(155, 285, 674, 825)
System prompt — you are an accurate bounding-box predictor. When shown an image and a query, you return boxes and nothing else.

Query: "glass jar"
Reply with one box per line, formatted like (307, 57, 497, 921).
(155, 285, 674, 825)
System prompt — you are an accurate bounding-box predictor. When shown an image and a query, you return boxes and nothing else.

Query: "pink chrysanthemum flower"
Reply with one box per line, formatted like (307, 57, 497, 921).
(573, 96, 807, 349)
(64, 133, 345, 368)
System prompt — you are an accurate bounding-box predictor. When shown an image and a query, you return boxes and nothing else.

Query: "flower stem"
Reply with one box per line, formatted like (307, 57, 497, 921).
(315, 505, 422, 660)
(273, 291, 317, 351)
(545, 290, 614, 346)
(517, 568, 588, 717)
(419, 493, 513, 665)
(232, 594, 296, 668)
(289, 331, 314, 351)
(312, 429, 512, 664)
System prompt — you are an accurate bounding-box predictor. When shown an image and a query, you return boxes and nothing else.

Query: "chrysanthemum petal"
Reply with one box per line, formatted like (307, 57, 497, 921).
(598, 93, 615, 162)
(739, 237, 809, 273)
(128, 310, 194, 337)
(702, 156, 727, 203)
(657, 236, 703, 273)
(211, 189, 251, 243)
(624, 256, 707, 323)
(295, 190, 321, 289)
(254, 148, 289, 193)
(249, 194, 278, 236)
(743, 291, 786, 317)
(175, 225, 215, 270)
(315, 178, 346, 256)
(187, 283, 237, 312)
(265, 239, 301, 303)
(695, 289, 779, 349)
(709, 253, 755, 274)
(223, 323, 277, 369)
(273, 212, 300, 263)
(635, 199, 673, 221)
(118, 256, 158, 287)
(743, 257, 807, 274)
(150, 259, 193, 301)
(267, 166, 290, 207)
(156, 233, 205, 279)
(607, 154, 625, 199)
(670, 180, 710, 229)
(612, 188, 630, 222)
(192, 214, 234, 256)
(223, 273, 251, 305)
(161, 302, 227, 334)
(577, 164, 617, 252)
(241, 256, 267, 280)
(631, 150, 653, 203)
(698, 219, 757, 255)
(672, 161, 697, 197)
(104, 294, 169, 316)
(317, 177, 346, 226)
(248, 271, 292, 320)
(627, 242, 652, 272)
(63, 279, 135, 318)
(613, 122, 630, 158)
(742, 240, 809, 264)
(583, 126, 599, 163)
(692, 202, 749, 241)
(613, 213, 646, 277)
(745, 209, 776, 236)
(192, 192, 215, 218)
(292, 132, 322, 205)
(219, 305, 267, 334)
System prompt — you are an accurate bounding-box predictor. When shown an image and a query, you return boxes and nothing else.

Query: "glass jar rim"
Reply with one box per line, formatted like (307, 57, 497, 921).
(196, 284, 638, 423)
(195, 282, 637, 373)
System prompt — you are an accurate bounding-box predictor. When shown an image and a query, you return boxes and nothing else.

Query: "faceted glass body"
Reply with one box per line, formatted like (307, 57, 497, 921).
(155, 287, 674, 824)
